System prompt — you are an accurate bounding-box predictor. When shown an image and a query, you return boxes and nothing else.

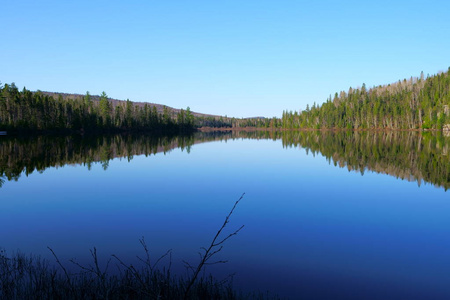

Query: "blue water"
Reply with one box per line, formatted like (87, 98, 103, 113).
(1, 135, 449, 299)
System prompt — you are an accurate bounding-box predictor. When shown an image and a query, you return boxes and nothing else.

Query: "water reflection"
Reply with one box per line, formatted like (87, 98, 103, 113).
(1, 130, 449, 190)
(0, 133, 195, 183)
(280, 130, 450, 190)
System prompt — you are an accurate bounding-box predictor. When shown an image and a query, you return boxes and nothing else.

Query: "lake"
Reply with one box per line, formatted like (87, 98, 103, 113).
(1, 130, 449, 299)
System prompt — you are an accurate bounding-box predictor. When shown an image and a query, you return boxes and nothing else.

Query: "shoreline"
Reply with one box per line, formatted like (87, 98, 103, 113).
(198, 127, 446, 132)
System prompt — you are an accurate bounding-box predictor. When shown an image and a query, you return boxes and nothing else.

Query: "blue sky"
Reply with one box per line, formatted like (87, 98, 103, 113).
(1, 0, 449, 118)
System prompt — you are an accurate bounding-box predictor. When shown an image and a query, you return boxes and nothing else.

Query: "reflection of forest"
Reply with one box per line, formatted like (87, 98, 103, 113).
(280, 130, 450, 191)
(1, 130, 449, 190)
(0, 132, 243, 186)
(217, 130, 450, 190)
(0, 134, 188, 184)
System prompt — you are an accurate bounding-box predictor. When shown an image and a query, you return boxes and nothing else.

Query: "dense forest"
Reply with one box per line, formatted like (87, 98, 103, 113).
(2, 68, 450, 132)
(0, 84, 195, 133)
(0, 82, 277, 132)
(282, 68, 450, 130)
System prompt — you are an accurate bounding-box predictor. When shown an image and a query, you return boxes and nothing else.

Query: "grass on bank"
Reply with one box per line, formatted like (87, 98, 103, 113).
(0, 194, 280, 300)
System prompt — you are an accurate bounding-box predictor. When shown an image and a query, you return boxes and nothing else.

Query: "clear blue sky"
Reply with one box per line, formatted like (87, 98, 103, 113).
(2, 0, 449, 118)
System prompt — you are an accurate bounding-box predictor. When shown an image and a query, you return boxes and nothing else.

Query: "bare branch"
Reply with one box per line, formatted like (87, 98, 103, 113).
(183, 193, 245, 299)
(47, 247, 74, 294)
(152, 249, 172, 271)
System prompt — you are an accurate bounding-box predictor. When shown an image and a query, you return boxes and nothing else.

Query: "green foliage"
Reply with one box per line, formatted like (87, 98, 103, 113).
(281, 68, 450, 130)
(0, 86, 195, 134)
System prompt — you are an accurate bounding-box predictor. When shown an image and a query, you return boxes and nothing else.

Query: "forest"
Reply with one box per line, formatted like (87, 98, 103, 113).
(1, 68, 450, 132)
(0, 82, 275, 131)
(0, 84, 195, 133)
(281, 68, 450, 130)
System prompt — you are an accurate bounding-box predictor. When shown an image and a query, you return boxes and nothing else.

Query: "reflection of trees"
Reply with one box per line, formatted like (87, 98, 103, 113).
(1, 130, 448, 190)
(281, 130, 450, 190)
(0, 132, 235, 185)
(100, 148, 111, 170)
(0, 133, 191, 184)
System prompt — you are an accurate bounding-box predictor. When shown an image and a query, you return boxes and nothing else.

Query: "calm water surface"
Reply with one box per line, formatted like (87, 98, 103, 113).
(1, 131, 449, 299)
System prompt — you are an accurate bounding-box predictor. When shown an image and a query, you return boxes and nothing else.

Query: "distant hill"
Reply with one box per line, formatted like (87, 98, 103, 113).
(36, 91, 272, 128)
(0, 84, 275, 132)
(38, 91, 219, 118)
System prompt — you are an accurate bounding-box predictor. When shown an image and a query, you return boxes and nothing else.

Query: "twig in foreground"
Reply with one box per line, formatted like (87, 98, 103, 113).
(183, 193, 245, 300)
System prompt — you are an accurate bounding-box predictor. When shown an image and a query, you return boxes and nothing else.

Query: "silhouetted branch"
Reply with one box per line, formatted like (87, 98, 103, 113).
(48, 247, 74, 295)
(183, 193, 245, 299)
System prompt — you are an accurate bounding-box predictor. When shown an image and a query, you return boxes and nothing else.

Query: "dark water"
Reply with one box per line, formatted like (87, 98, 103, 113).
(1, 131, 450, 299)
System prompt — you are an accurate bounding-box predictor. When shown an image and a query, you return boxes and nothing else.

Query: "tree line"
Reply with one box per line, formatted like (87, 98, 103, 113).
(282, 68, 450, 130)
(2, 67, 449, 132)
(0, 82, 278, 132)
(194, 115, 281, 128)
(0, 84, 195, 133)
